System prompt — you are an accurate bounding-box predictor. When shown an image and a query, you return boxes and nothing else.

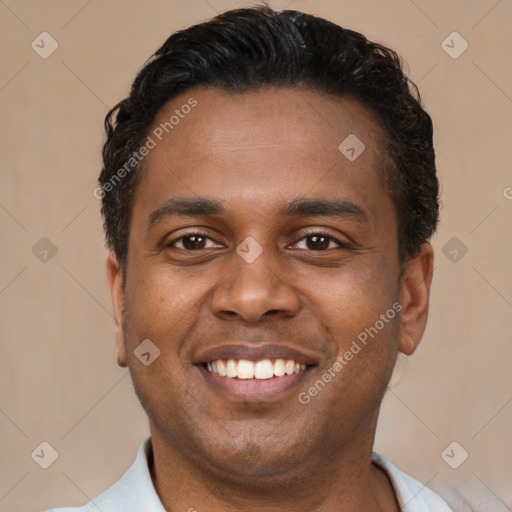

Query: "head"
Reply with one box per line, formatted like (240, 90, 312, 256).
(102, 6, 438, 485)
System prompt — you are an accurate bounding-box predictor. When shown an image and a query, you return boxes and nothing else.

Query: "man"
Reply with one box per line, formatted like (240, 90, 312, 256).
(47, 5, 456, 511)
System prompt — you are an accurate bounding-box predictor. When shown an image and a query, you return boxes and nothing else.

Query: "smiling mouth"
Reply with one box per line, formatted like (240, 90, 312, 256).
(203, 358, 308, 380)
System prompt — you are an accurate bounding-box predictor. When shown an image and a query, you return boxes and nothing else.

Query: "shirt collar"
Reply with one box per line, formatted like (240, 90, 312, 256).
(371, 451, 453, 511)
(89, 436, 166, 512)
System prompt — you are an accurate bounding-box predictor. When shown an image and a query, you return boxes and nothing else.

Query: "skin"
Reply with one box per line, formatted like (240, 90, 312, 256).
(107, 87, 434, 512)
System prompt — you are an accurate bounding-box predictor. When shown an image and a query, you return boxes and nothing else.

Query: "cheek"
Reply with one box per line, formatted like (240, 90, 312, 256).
(120, 269, 201, 387)
(124, 262, 203, 332)
(311, 258, 400, 358)
(121, 267, 195, 410)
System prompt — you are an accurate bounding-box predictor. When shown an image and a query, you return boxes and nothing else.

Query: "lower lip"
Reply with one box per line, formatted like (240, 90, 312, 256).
(197, 365, 312, 401)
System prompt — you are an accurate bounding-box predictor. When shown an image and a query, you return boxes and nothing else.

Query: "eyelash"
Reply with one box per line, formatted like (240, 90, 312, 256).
(166, 231, 353, 251)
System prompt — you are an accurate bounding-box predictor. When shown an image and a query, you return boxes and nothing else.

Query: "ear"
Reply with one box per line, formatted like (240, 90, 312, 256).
(398, 242, 434, 356)
(106, 251, 127, 367)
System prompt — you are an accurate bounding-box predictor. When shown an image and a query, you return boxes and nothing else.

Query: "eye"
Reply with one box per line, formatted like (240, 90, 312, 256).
(165, 231, 351, 252)
(292, 233, 351, 251)
(166, 232, 222, 251)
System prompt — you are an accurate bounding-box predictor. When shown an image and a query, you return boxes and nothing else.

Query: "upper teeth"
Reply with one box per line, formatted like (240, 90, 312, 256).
(206, 359, 307, 379)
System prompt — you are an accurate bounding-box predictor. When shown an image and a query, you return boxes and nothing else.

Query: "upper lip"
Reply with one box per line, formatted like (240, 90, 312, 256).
(194, 344, 318, 366)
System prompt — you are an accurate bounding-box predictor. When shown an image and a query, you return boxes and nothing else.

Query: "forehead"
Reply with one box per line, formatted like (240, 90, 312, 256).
(132, 86, 394, 229)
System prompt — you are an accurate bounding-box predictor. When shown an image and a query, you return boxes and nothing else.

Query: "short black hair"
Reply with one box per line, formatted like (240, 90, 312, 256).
(100, 5, 439, 269)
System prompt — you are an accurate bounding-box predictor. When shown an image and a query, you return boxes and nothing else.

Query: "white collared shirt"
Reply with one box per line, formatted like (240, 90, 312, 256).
(45, 436, 454, 512)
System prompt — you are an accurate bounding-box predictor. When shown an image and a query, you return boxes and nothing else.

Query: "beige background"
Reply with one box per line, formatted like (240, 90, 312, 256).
(1, 0, 511, 511)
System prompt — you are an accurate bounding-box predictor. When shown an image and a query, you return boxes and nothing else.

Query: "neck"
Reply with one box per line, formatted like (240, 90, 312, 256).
(147, 420, 399, 512)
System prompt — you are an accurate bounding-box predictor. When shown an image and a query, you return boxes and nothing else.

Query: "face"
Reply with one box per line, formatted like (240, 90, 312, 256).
(107, 87, 433, 482)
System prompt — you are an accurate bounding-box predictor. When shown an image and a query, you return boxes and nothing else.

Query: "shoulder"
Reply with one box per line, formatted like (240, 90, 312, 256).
(371, 452, 455, 512)
(44, 507, 96, 512)
(42, 437, 165, 512)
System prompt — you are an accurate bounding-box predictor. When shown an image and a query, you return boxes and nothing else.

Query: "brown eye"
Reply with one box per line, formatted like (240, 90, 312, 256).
(167, 233, 220, 251)
(292, 233, 350, 251)
(306, 234, 330, 250)
(181, 235, 207, 250)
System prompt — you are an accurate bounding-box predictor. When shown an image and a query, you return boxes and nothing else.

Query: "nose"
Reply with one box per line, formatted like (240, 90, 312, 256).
(211, 248, 301, 323)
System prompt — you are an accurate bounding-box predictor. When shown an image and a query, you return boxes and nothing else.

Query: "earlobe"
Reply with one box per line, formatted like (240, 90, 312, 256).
(106, 252, 127, 368)
(397, 243, 434, 356)
(400, 332, 416, 356)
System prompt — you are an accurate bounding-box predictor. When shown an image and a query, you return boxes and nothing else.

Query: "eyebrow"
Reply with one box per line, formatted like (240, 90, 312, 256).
(147, 196, 369, 231)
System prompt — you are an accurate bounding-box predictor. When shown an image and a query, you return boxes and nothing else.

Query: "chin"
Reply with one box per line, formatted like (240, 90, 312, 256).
(163, 418, 312, 482)
(202, 443, 307, 484)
